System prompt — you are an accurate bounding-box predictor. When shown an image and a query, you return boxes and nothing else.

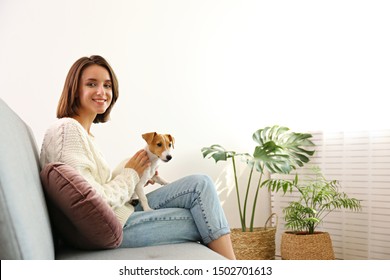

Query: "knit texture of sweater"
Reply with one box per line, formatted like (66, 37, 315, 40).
(40, 118, 139, 226)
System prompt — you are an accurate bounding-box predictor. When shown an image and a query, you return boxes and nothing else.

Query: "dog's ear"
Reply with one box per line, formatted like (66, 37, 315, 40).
(142, 132, 157, 144)
(166, 134, 175, 149)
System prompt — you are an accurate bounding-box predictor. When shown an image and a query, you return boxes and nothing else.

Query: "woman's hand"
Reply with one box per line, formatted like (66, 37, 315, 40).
(125, 149, 150, 177)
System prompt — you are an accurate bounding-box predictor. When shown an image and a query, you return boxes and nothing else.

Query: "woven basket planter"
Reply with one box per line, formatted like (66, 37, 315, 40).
(281, 231, 335, 260)
(230, 214, 277, 260)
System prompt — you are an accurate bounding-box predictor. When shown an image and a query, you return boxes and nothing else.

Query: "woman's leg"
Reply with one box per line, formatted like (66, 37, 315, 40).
(120, 208, 202, 248)
(121, 207, 236, 259)
(208, 233, 236, 260)
(142, 174, 236, 259)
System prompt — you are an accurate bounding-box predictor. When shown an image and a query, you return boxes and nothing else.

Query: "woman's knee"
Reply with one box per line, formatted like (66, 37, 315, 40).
(190, 174, 215, 190)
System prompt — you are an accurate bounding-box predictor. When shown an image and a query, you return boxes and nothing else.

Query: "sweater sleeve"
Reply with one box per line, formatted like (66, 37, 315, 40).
(57, 120, 139, 210)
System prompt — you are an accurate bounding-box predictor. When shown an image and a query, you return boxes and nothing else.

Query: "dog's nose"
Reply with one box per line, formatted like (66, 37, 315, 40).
(166, 155, 172, 161)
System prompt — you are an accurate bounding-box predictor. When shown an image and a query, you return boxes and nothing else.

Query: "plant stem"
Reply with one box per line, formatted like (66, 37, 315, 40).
(249, 165, 264, 231)
(243, 165, 254, 231)
(309, 224, 315, 234)
(232, 156, 245, 231)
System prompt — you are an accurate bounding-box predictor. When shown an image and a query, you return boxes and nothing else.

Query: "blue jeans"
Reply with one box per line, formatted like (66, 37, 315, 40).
(119, 174, 231, 248)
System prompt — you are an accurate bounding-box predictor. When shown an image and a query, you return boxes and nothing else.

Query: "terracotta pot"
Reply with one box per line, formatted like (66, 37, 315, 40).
(281, 231, 335, 260)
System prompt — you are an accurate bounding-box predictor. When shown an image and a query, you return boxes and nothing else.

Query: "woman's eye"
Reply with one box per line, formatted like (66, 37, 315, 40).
(104, 84, 112, 89)
(87, 83, 96, 87)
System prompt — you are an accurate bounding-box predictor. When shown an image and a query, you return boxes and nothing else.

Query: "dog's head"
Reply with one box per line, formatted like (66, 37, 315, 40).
(142, 132, 175, 162)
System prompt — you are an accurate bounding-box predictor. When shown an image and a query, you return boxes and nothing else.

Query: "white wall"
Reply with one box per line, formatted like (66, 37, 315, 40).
(1, 0, 389, 229)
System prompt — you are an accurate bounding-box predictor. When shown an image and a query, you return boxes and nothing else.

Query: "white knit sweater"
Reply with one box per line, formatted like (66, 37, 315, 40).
(40, 118, 139, 226)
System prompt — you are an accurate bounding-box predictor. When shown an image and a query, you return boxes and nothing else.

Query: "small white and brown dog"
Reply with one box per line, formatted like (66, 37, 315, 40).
(113, 132, 175, 211)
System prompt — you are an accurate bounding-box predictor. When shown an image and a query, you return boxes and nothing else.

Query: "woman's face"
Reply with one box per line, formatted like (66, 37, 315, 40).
(77, 64, 113, 119)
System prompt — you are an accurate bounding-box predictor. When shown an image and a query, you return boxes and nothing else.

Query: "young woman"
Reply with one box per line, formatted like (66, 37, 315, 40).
(40, 55, 236, 259)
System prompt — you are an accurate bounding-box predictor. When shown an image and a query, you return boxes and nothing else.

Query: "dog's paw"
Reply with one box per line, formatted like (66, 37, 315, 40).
(143, 207, 154, 212)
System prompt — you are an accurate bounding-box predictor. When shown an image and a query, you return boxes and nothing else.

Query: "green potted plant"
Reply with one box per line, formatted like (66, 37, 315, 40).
(201, 125, 315, 259)
(280, 167, 362, 259)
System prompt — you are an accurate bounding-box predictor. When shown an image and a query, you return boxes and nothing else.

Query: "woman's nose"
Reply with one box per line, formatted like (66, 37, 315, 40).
(96, 84, 105, 95)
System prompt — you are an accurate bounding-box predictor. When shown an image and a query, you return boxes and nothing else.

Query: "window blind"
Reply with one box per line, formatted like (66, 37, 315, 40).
(271, 130, 390, 260)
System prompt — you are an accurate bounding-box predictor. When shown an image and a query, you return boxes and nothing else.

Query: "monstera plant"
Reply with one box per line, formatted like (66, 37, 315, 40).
(201, 125, 315, 232)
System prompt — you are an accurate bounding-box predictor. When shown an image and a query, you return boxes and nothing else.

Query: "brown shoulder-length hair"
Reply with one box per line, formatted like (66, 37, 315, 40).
(57, 55, 119, 123)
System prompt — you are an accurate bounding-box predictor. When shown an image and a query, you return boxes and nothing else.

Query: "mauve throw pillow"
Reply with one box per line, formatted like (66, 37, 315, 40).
(40, 162, 123, 249)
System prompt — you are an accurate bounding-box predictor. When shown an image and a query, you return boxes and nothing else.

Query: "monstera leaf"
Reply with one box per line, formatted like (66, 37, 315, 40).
(201, 144, 250, 163)
(201, 144, 235, 162)
(252, 126, 315, 174)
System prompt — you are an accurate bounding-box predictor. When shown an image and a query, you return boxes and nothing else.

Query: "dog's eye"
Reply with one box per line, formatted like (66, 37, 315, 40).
(157, 143, 162, 147)
(169, 143, 172, 147)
